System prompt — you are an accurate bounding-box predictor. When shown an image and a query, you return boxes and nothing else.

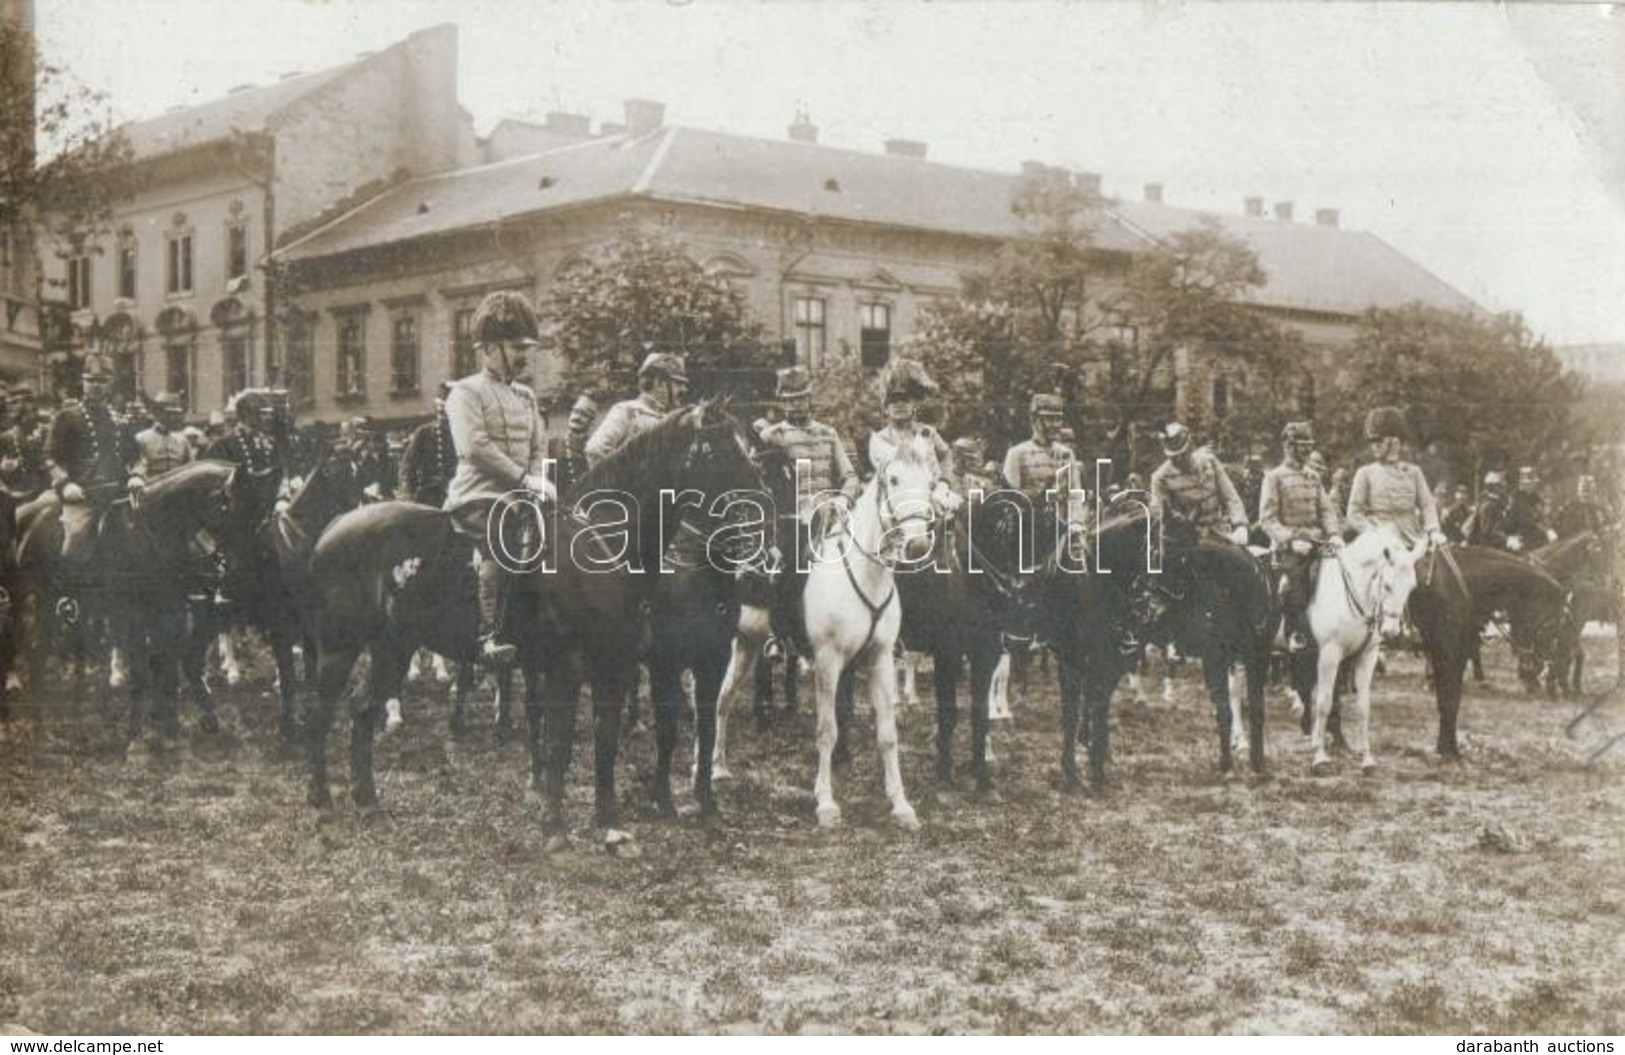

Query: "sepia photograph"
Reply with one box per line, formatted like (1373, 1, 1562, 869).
(0, 0, 1621, 1037)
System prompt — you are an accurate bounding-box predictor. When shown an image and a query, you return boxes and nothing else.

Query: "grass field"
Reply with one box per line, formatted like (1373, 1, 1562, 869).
(1, 639, 1620, 1034)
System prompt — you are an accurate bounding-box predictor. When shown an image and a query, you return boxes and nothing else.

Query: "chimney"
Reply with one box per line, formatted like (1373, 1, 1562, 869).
(1273, 200, 1294, 222)
(1244, 196, 1265, 218)
(883, 138, 927, 159)
(1143, 182, 1164, 204)
(623, 98, 665, 137)
(788, 104, 818, 144)
(1315, 207, 1340, 228)
(545, 111, 592, 138)
(1073, 170, 1102, 196)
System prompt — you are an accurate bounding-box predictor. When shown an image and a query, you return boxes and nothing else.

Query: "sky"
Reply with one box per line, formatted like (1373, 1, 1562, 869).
(33, 0, 1625, 347)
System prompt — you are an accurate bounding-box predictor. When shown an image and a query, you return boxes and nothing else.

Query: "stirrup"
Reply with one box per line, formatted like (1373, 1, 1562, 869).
(1288, 632, 1310, 653)
(55, 596, 81, 626)
(481, 635, 517, 666)
(763, 635, 785, 661)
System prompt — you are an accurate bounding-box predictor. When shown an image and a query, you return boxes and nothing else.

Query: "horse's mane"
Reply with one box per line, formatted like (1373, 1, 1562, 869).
(574, 405, 701, 497)
(1533, 531, 1602, 570)
(1345, 522, 1410, 563)
(142, 458, 234, 504)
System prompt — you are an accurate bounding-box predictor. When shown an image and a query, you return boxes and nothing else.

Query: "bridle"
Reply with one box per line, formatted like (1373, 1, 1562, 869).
(1335, 543, 1401, 651)
(834, 465, 939, 660)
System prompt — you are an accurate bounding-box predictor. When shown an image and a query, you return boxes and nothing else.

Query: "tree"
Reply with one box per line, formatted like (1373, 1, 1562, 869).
(0, 22, 137, 252)
(547, 218, 766, 400)
(1326, 304, 1583, 487)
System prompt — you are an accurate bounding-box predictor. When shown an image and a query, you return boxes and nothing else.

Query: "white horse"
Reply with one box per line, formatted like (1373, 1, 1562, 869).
(804, 439, 940, 829)
(1306, 524, 1422, 773)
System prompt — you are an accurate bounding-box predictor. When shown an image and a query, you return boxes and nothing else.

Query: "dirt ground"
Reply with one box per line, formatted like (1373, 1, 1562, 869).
(1, 637, 1620, 1035)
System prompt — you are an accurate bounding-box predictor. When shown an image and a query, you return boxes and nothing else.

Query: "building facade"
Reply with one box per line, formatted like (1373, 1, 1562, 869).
(37, 24, 475, 412)
(0, 0, 40, 382)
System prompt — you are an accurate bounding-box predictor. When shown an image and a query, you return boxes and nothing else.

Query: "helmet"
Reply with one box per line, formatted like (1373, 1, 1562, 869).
(1364, 406, 1407, 441)
(1483, 470, 1506, 489)
(234, 390, 271, 418)
(1282, 421, 1315, 446)
(1030, 393, 1064, 417)
(882, 358, 937, 405)
(471, 290, 541, 348)
(1159, 421, 1192, 456)
(638, 352, 689, 384)
(775, 365, 812, 400)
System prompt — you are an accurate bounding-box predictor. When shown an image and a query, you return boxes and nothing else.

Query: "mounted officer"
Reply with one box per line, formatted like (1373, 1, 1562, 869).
(761, 364, 859, 532)
(585, 351, 689, 467)
(1149, 421, 1249, 547)
(1441, 484, 1473, 544)
(398, 381, 459, 508)
(1003, 392, 1086, 544)
(44, 353, 138, 565)
(1555, 474, 1614, 540)
(1260, 421, 1341, 652)
(130, 392, 193, 491)
(951, 436, 997, 494)
(1, 385, 49, 498)
(869, 359, 953, 480)
(1467, 471, 1511, 549)
(550, 393, 598, 492)
(1345, 406, 1444, 548)
(204, 389, 281, 479)
(1502, 466, 1554, 553)
(444, 290, 554, 666)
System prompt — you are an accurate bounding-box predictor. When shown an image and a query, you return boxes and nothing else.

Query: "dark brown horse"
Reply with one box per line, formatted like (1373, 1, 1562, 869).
(1409, 544, 1576, 758)
(1532, 526, 1622, 694)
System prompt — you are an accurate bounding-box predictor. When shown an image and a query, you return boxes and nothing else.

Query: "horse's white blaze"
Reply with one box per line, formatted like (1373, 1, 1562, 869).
(1306, 526, 1422, 772)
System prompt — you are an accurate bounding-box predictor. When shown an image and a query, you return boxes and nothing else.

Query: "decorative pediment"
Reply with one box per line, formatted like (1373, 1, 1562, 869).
(855, 267, 903, 291)
(156, 306, 197, 337)
(703, 252, 758, 278)
(210, 296, 254, 329)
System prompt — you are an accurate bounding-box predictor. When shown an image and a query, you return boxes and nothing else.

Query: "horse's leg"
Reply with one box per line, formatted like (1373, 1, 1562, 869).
(867, 643, 918, 829)
(352, 642, 406, 807)
(271, 631, 299, 746)
(307, 646, 357, 810)
(1085, 665, 1120, 788)
(710, 605, 767, 782)
(1435, 648, 1466, 759)
(969, 645, 996, 794)
(591, 663, 626, 834)
(492, 665, 516, 747)
(1311, 645, 1343, 773)
(900, 648, 920, 711)
(752, 644, 774, 718)
(1246, 649, 1269, 775)
(155, 608, 190, 737)
(784, 643, 801, 714)
(934, 650, 958, 785)
(812, 647, 844, 827)
(833, 664, 856, 765)
(989, 649, 1012, 720)
(692, 653, 723, 821)
(1351, 645, 1382, 772)
(1058, 656, 1083, 791)
(219, 630, 243, 687)
(650, 651, 682, 818)
(1206, 651, 1236, 776)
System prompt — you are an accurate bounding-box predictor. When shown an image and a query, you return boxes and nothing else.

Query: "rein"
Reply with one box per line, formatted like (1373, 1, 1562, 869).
(1335, 546, 1388, 651)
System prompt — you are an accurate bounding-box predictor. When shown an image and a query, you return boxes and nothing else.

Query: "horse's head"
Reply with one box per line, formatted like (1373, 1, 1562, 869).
(873, 436, 940, 564)
(1360, 526, 1422, 640)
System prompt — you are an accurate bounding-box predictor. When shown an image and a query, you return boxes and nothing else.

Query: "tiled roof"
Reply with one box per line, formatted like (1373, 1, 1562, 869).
(119, 64, 357, 161)
(1110, 200, 1481, 317)
(276, 125, 1479, 318)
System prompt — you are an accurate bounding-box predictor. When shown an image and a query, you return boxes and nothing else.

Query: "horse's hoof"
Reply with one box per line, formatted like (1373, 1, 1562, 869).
(892, 806, 921, 831)
(654, 793, 677, 819)
(603, 829, 639, 857)
(711, 763, 733, 783)
(1361, 759, 1379, 776)
(352, 785, 378, 808)
(1310, 758, 1332, 776)
(541, 831, 571, 855)
(815, 804, 842, 828)
(225, 669, 243, 688)
(307, 787, 333, 812)
(108, 670, 127, 691)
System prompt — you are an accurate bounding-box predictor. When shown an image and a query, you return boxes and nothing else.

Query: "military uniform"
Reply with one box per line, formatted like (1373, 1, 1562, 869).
(869, 421, 951, 478)
(133, 424, 193, 483)
(1261, 424, 1340, 647)
(1504, 489, 1552, 551)
(1002, 439, 1071, 503)
(1467, 490, 1509, 549)
(0, 417, 49, 497)
(762, 418, 859, 523)
(1151, 448, 1248, 539)
(444, 370, 549, 513)
(45, 395, 138, 563)
(399, 412, 458, 507)
(1346, 460, 1439, 543)
(584, 392, 665, 467)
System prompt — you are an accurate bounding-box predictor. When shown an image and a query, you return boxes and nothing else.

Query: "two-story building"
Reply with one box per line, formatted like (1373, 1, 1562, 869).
(38, 23, 475, 412)
(0, 0, 40, 382)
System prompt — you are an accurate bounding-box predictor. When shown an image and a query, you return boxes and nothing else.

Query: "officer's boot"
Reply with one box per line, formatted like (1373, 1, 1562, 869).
(477, 557, 516, 666)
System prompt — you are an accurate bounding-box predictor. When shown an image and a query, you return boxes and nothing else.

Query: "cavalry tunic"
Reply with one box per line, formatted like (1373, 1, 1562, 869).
(47, 401, 136, 496)
(1002, 439, 1071, 502)
(444, 370, 549, 512)
(1504, 491, 1551, 548)
(584, 393, 664, 467)
(133, 425, 193, 482)
(761, 418, 858, 522)
(204, 426, 279, 478)
(1150, 449, 1247, 536)
(1260, 462, 1338, 547)
(1345, 459, 1439, 542)
(1, 421, 49, 495)
(398, 413, 458, 507)
(869, 422, 951, 478)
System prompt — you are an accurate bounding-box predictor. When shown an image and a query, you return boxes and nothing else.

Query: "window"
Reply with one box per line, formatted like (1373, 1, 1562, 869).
(166, 234, 193, 295)
(226, 223, 249, 281)
(117, 242, 136, 300)
(794, 295, 826, 366)
(166, 344, 192, 411)
(285, 316, 314, 406)
(452, 308, 476, 378)
(336, 314, 366, 397)
(66, 255, 91, 310)
(859, 302, 892, 368)
(223, 331, 251, 397)
(390, 312, 420, 393)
